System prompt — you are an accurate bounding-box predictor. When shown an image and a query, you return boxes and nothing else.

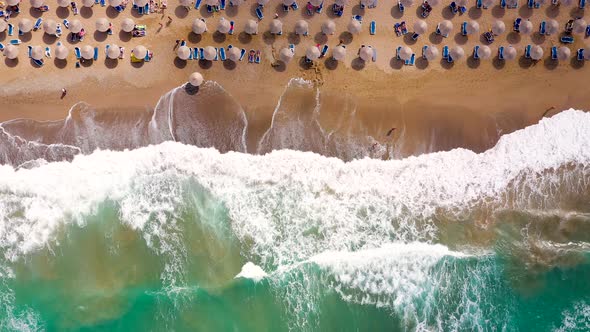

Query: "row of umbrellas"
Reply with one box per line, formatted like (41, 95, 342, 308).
(0, 17, 137, 35)
(2, 43, 148, 60)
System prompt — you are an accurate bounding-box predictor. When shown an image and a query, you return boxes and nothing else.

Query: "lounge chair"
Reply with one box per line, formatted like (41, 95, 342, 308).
(524, 44, 531, 58)
(248, 49, 255, 62)
(33, 18, 43, 31)
(449, 1, 457, 13)
(353, 14, 362, 22)
(360, 0, 365, 9)
(370, 21, 376, 35)
(484, 31, 494, 43)
(192, 47, 198, 59)
(56, 24, 63, 36)
(195, 0, 201, 9)
(138, 6, 144, 14)
(220, 47, 226, 61)
(473, 45, 480, 59)
(94, 47, 98, 60)
(501, 0, 506, 7)
(412, 33, 419, 40)
(7, 23, 13, 36)
(255, 50, 261, 63)
(539, 21, 546, 35)
(283, 4, 289, 11)
(560, 36, 574, 43)
(291, 1, 298, 9)
(320, 44, 328, 57)
(551, 46, 557, 59)
(587, 25, 590, 37)
(0, 43, 4, 51)
(396, 46, 401, 60)
(229, 21, 234, 34)
(289, 44, 295, 54)
(214, 47, 219, 60)
(256, 6, 263, 20)
(100, 0, 105, 6)
(408, 53, 415, 65)
(63, 19, 70, 29)
(220, 0, 226, 10)
(45, 46, 51, 58)
(27, 45, 32, 58)
(498, 46, 504, 60)
(144, 3, 149, 14)
(398, 0, 404, 12)
(577, 48, 585, 60)
(508, 0, 517, 7)
(33, 59, 44, 67)
(422, 45, 428, 59)
(447, 54, 454, 63)
(459, 5, 466, 13)
(316, 2, 323, 13)
(461, 21, 467, 36)
(9, 39, 21, 45)
(528, 0, 533, 7)
(435, 24, 448, 37)
(114, 5, 124, 12)
(476, 0, 482, 8)
(513, 18, 521, 32)
(400, 22, 408, 35)
(239, 48, 246, 61)
(534, 1, 540, 7)
(180, 40, 187, 47)
(580, 0, 585, 8)
(74, 47, 81, 59)
(442, 45, 449, 58)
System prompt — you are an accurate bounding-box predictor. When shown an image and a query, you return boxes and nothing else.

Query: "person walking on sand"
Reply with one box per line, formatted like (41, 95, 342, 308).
(61, 88, 67, 99)
(174, 39, 180, 50)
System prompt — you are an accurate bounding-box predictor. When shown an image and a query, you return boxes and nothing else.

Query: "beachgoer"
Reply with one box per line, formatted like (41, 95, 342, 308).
(174, 39, 179, 49)
(167, 16, 172, 22)
(61, 88, 67, 99)
(274, 13, 278, 18)
(386, 127, 396, 136)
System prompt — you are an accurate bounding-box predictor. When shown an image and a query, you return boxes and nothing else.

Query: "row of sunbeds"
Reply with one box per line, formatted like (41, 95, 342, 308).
(179, 40, 260, 62)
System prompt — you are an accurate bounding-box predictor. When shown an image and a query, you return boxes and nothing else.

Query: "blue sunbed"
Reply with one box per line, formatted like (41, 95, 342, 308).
(408, 53, 415, 65)
(9, 39, 20, 45)
(422, 45, 428, 59)
(353, 15, 362, 22)
(0, 43, 4, 51)
(539, 21, 546, 34)
(316, 2, 323, 13)
(447, 54, 454, 62)
(114, 5, 124, 11)
(320, 44, 328, 57)
(63, 19, 69, 29)
(524, 44, 531, 58)
(577, 48, 584, 60)
(460, 5, 467, 12)
(192, 47, 198, 59)
(398, 0, 404, 12)
(396, 46, 401, 60)
(501, 0, 506, 7)
(33, 59, 44, 66)
(239, 48, 246, 61)
(450, 1, 458, 12)
(476, 0, 482, 8)
(412, 33, 419, 40)
(200, 48, 204, 59)
(534, 1, 540, 7)
(8, 23, 13, 36)
(528, 0, 533, 7)
(220, 47, 226, 60)
(45, 46, 50, 57)
(551, 46, 557, 59)
(214, 47, 218, 60)
(229, 21, 234, 34)
(94, 47, 98, 60)
(195, 0, 202, 9)
(144, 51, 151, 62)
(461, 21, 467, 36)
(498, 46, 504, 60)
(561, 36, 574, 43)
(586, 25, 590, 36)
(473, 45, 480, 59)
(220, 0, 226, 9)
(580, 0, 585, 8)
(27, 45, 32, 58)
(100, 0, 106, 6)
(283, 4, 289, 11)
(138, 6, 144, 14)
(74, 47, 81, 59)
(289, 44, 295, 53)
(56, 24, 62, 36)
(514, 18, 521, 32)
(33, 18, 42, 31)
(442, 45, 449, 58)
(291, 2, 298, 9)
(370, 21, 376, 35)
(256, 6, 263, 20)
(187, 48, 193, 60)
(255, 50, 261, 63)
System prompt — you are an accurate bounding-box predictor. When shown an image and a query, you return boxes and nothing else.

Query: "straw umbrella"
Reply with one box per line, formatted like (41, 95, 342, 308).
(466, 21, 479, 35)
(70, 19, 83, 34)
(482, 0, 493, 6)
(121, 18, 135, 33)
(58, 0, 70, 7)
(332, 45, 346, 60)
(6, 0, 19, 5)
(43, 19, 57, 35)
(348, 19, 361, 34)
(423, 45, 439, 60)
(322, 20, 336, 35)
(309, 0, 322, 5)
(359, 46, 373, 61)
(96, 18, 110, 32)
(206, 0, 219, 5)
(30, 0, 44, 8)
(31, 46, 44, 60)
(295, 20, 308, 35)
(400, 0, 414, 6)
(519, 20, 532, 35)
(177, 45, 190, 60)
(438, 20, 453, 36)
(230, 0, 245, 4)
(506, 0, 517, 6)
(573, 19, 587, 34)
(257, 0, 269, 5)
(360, 0, 373, 6)
(136, 0, 148, 5)
(557, 46, 571, 60)
(503, 46, 516, 60)
(492, 20, 505, 35)
(132, 45, 147, 59)
(427, 0, 440, 5)
(282, 0, 294, 4)
(270, 19, 283, 34)
(81, 45, 94, 59)
(245, 19, 258, 35)
(334, 0, 350, 4)
(450, 46, 464, 61)
(106, 44, 120, 59)
(82, 0, 94, 7)
(4, 44, 18, 59)
(306, 45, 320, 60)
(0, 21, 7, 33)
(180, 0, 192, 6)
(413, 20, 427, 35)
(192, 19, 207, 34)
(108, 0, 122, 6)
(217, 18, 230, 34)
(545, 19, 558, 35)
(55, 43, 69, 59)
(457, 0, 468, 5)
(18, 19, 33, 34)
(399, 46, 412, 60)
(189, 72, 204, 87)
(478, 45, 491, 59)
(203, 46, 216, 60)
(530, 45, 543, 60)
(279, 47, 294, 63)
(228, 47, 241, 61)
(561, 0, 574, 5)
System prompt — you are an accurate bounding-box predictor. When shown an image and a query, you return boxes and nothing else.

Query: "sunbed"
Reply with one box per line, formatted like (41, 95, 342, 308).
(144, 3, 149, 14)
(360, 0, 365, 9)
(33, 59, 44, 66)
(63, 19, 70, 29)
(0, 43, 4, 51)
(508, 0, 517, 7)
(447, 54, 454, 62)
(539, 21, 546, 35)
(114, 5, 124, 11)
(192, 47, 198, 59)
(180, 40, 187, 47)
(459, 5, 466, 13)
(56, 24, 62, 36)
(580, 0, 585, 8)
(144, 51, 151, 62)
(398, 0, 404, 12)
(449, 1, 457, 13)
(100, 0, 106, 6)
(256, 6, 263, 20)
(7, 23, 13, 36)
(498, 46, 504, 60)
(586, 25, 590, 37)
(45, 46, 51, 58)
(9, 39, 20, 45)
(436, 24, 448, 37)
(370, 21, 376, 35)
(289, 44, 295, 53)
(255, 50, 261, 63)
(551, 46, 557, 59)
(283, 4, 289, 11)
(577, 48, 585, 60)
(94, 47, 98, 60)
(320, 44, 328, 57)
(524, 44, 531, 58)
(476, 0, 482, 8)
(200, 48, 204, 59)
(422, 45, 428, 59)
(534, 1, 540, 7)
(291, 2, 298, 9)
(396, 46, 401, 60)
(239, 48, 246, 61)
(473, 45, 480, 59)
(412, 33, 419, 40)
(220, 0, 226, 10)
(248, 49, 254, 62)
(461, 21, 467, 36)
(316, 2, 323, 13)
(214, 47, 218, 60)
(229, 21, 234, 34)
(560, 36, 574, 43)
(138, 6, 144, 14)
(33, 18, 43, 31)
(27, 45, 32, 58)
(400, 22, 408, 35)
(220, 47, 226, 61)
(353, 15, 362, 22)
(484, 31, 494, 43)
(442, 45, 449, 58)
(74, 47, 81, 59)
(500, 0, 506, 7)
(195, 0, 201, 9)
(408, 53, 415, 65)
(513, 18, 521, 32)
(528, 0, 533, 7)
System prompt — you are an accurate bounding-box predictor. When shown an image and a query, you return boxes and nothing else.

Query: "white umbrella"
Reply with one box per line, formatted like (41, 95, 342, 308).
(80, 45, 94, 60)
(206, 0, 219, 4)
(108, 0, 122, 6)
(334, 0, 350, 4)
(279, 47, 294, 63)
(427, 0, 440, 5)
(561, 0, 574, 5)
(479, 45, 491, 59)
(192, 19, 207, 34)
(6, 0, 19, 5)
(545, 19, 558, 35)
(456, 0, 467, 5)
(438, 20, 453, 36)
(179, 0, 192, 5)
(96, 18, 110, 32)
(257, 0, 269, 5)
(270, 19, 283, 34)
(31, 46, 43, 60)
(132, 45, 147, 59)
(482, 0, 493, 6)
(82, 0, 94, 7)
(536, 0, 546, 4)
(506, 0, 517, 6)
(306, 45, 320, 60)
(573, 19, 587, 34)
(322, 20, 336, 35)
(413, 20, 427, 35)
(30, 0, 44, 8)
(519, 20, 532, 35)
(466, 21, 479, 35)
(55, 43, 69, 59)
(309, 0, 323, 5)
(347, 19, 361, 34)
(530, 45, 543, 60)
(135, 0, 148, 5)
(18, 19, 33, 33)
(203, 46, 216, 60)
(245, 19, 258, 35)
(557, 46, 571, 60)
(4, 44, 18, 59)
(58, 0, 70, 7)
(282, 0, 294, 4)
(228, 47, 241, 61)
(230, 0, 245, 4)
(585, 46, 590, 60)
(43, 19, 57, 35)
(492, 20, 505, 35)
(217, 18, 230, 34)
(400, 0, 414, 6)
(121, 18, 135, 32)
(0, 21, 6, 33)
(70, 19, 83, 34)
(189, 72, 204, 86)
(424, 45, 439, 60)
(332, 45, 346, 60)
(450, 46, 464, 60)
(107, 44, 120, 59)
(359, 46, 373, 61)
(360, 0, 373, 5)
(295, 20, 308, 35)
(399, 46, 412, 60)
(503, 46, 516, 60)
(177, 45, 190, 60)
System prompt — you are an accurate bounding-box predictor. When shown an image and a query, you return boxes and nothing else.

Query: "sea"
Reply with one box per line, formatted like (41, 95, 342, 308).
(0, 80, 588, 331)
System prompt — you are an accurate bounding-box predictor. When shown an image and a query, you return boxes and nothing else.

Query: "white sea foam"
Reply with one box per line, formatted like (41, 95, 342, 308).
(235, 262, 268, 282)
(554, 301, 590, 332)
